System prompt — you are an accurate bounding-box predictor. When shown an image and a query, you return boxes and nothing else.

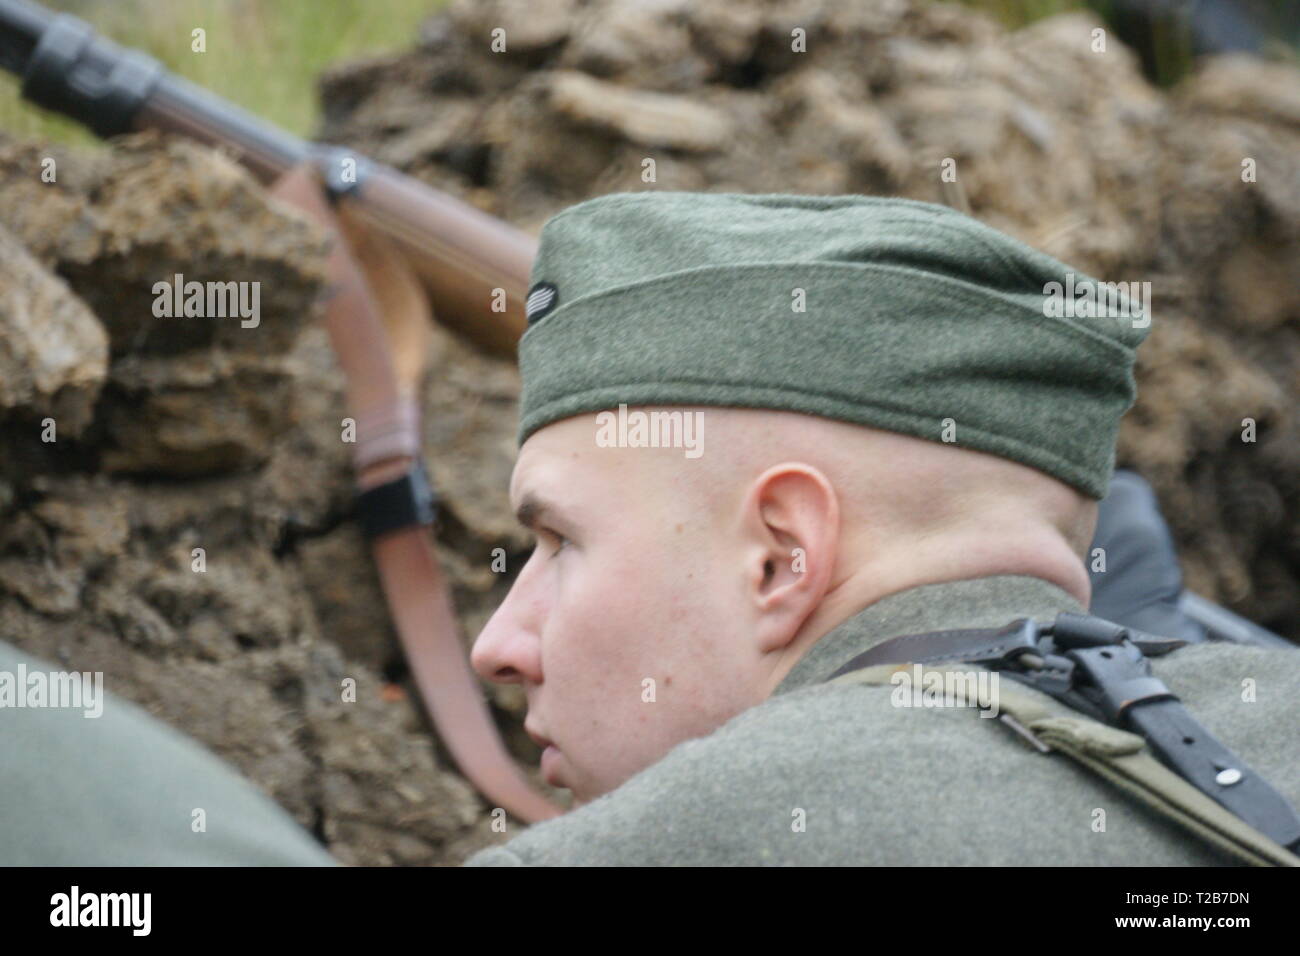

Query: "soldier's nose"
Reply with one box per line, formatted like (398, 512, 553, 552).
(471, 606, 540, 686)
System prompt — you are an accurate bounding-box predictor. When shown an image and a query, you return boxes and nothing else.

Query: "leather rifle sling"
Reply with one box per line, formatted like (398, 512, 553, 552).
(284, 168, 560, 824)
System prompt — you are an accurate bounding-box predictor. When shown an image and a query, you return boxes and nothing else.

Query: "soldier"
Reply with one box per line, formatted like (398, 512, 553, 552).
(458, 192, 1300, 865)
(0, 636, 336, 865)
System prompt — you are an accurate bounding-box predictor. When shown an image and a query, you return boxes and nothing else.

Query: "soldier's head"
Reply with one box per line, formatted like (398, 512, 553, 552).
(471, 194, 1148, 804)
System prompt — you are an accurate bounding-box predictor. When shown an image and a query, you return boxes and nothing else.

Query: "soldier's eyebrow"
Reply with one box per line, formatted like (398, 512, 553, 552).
(514, 492, 553, 531)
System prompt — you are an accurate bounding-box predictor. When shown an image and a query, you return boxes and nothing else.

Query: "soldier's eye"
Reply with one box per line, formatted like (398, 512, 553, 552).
(541, 527, 570, 554)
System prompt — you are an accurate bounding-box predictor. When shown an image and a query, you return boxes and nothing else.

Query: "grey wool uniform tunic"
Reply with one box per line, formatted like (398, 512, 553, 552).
(465, 574, 1300, 866)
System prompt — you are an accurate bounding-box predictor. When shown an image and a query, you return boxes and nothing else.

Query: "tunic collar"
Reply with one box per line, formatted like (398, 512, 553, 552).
(773, 574, 1087, 695)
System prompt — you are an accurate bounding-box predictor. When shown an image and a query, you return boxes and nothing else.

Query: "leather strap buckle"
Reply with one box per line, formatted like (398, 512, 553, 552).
(355, 459, 438, 540)
(1064, 640, 1178, 724)
(1006, 650, 1077, 700)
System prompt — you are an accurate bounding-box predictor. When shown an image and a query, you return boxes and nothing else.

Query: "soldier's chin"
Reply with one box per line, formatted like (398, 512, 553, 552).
(560, 768, 607, 807)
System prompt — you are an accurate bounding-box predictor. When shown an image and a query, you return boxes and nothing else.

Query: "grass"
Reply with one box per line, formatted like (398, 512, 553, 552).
(953, 0, 1092, 24)
(0, 0, 444, 145)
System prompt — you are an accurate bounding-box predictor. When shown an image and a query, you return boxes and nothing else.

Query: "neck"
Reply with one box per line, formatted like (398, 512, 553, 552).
(765, 526, 1091, 694)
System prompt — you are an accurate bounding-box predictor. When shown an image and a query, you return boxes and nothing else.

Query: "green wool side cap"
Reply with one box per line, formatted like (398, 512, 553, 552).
(517, 192, 1150, 500)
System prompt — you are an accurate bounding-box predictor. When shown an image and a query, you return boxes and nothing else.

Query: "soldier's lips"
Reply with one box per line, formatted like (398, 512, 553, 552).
(526, 723, 566, 786)
(540, 744, 564, 787)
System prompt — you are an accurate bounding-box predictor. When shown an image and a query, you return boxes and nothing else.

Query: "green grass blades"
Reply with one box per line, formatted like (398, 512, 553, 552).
(0, 0, 444, 145)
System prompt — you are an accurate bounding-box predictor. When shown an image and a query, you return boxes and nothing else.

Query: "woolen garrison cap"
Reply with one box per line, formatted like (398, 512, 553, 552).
(517, 192, 1150, 500)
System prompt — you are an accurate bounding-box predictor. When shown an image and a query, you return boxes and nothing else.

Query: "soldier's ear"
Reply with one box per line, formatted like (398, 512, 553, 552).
(743, 463, 840, 653)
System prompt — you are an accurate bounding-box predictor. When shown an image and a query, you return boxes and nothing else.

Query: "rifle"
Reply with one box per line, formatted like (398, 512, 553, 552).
(0, 0, 561, 823)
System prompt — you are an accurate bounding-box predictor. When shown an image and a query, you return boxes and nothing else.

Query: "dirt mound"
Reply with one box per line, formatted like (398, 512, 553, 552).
(319, 0, 1300, 635)
(0, 133, 542, 865)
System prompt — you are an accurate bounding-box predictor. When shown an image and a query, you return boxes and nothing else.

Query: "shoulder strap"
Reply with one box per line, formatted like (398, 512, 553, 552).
(826, 613, 1300, 867)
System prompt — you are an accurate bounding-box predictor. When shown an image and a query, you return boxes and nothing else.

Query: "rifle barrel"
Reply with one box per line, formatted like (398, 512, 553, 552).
(0, 0, 531, 356)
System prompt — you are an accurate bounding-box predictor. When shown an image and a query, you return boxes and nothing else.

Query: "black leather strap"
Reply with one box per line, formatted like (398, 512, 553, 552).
(826, 619, 1040, 679)
(828, 611, 1300, 853)
(1125, 697, 1300, 852)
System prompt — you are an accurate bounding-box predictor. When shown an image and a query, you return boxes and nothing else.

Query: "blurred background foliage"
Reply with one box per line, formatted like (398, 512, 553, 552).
(0, 0, 1296, 145)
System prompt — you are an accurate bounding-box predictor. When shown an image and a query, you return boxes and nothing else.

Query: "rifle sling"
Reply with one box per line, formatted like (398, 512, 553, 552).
(316, 184, 559, 824)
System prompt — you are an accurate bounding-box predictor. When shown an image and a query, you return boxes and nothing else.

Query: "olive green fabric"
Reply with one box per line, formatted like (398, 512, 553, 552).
(518, 193, 1150, 500)
(0, 639, 337, 866)
(832, 664, 1300, 867)
(465, 575, 1300, 866)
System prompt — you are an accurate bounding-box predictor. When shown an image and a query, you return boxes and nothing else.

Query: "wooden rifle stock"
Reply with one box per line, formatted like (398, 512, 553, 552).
(133, 81, 534, 358)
